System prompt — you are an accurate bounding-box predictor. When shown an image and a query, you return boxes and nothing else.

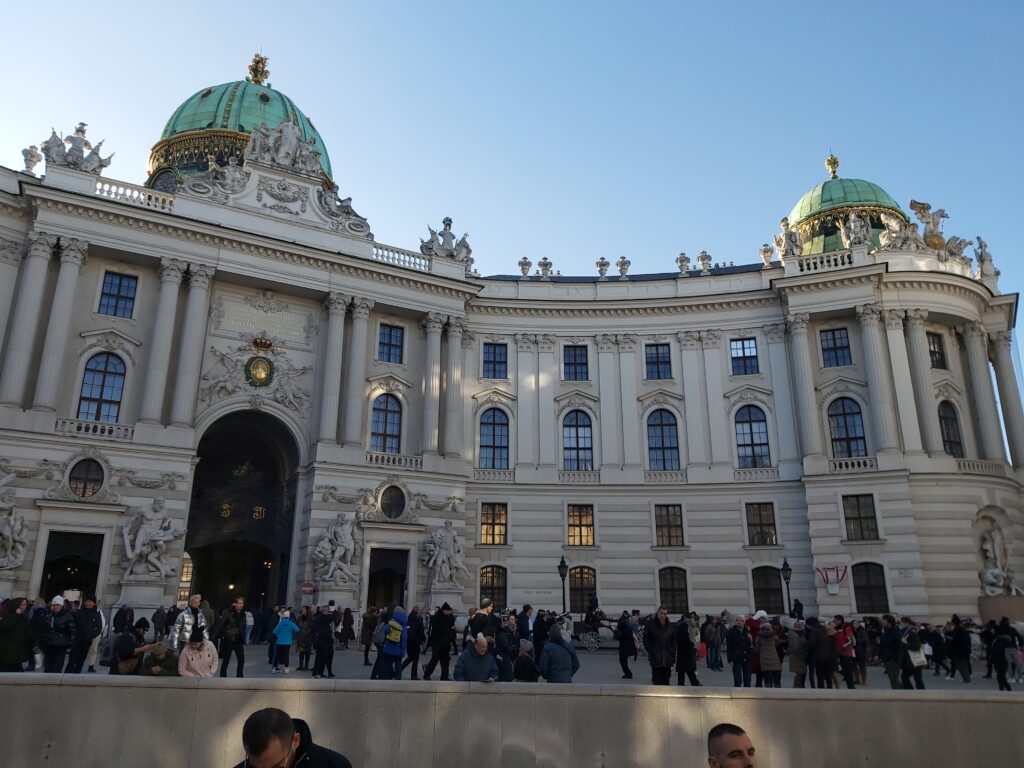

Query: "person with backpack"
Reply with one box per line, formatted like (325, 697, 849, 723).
(379, 605, 408, 680)
(67, 595, 102, 674)
(271, 608, 300, 674)
(537, 625, 580, 683)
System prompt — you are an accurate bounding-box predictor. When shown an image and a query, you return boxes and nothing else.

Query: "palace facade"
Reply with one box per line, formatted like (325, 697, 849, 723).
(0, 58, 1021, 622)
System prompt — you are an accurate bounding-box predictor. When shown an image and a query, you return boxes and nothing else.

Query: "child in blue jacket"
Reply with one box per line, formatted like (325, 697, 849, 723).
(272, 610, 300, 673)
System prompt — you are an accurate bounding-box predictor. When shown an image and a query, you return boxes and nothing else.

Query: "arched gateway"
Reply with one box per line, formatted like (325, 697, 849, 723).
(183, 411, 299, 610)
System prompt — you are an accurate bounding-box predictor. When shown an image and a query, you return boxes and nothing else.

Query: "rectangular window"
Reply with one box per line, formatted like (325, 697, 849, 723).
(843, 495, 880, 541)
(377, 324, 404, 364)
(745, 502, 778, 546)
(482, 342, 508, 379)
(820, 328, 853, 367)
(729, 338, 760, 375)
(927, 332, 947, 369)
(97, 272, 138, 318)
(654, 504, 685, 547)
(480, 503, 508, 545)
(567, 504, 595, 546)
(645, 343, 672, 379)
(563, 345, 589, 381)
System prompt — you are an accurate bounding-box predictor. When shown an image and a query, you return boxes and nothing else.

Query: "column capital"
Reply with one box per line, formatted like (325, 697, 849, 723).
(617, 333, 638, 352)
(26, 231, 56, 261)
(990, 330, 1013, 349)
(188, 263, 214, 288)
(59, 238, 87, 266)
(785, 313, 810, 334)
(461, 329, 476, 350)
(963, 321, 987, 341)
(677, 330, 701, 349)
(701, 329, 721, 348)
(536, 334, 556, 352)
(422, 312, 445, 334)
(855, 303, 882, 323)
(351, 296, 375, 319)
(762, 323, 786, 343)
(324, 292, 350, 315)
(0, 237, 22, 267)
(881, 308, 905, 331)
(514, 333, 537, 350)
(905, 308, 928, 326)
(159, 257, 187, 284)
(446, 316, 467, 337)
(597, 333, 617, 352)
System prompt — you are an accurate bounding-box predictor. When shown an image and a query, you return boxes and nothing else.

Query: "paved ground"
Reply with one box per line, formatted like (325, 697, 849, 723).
(185, 643, 1022, 692)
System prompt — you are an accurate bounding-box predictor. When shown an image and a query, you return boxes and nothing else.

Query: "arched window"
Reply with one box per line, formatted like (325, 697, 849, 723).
(735, 405, 771, 468)
(479, 565, 508, 612)
(852, 563, 889, 613)
(569, 566, 597, 614)
(370, 394, 402, 454)
(659, 567, 689, 615)
(562, 410, 593, 471)
(828, 397, 867, 458)
(752, 566, 784, 615)
(479, 408, 510, 469)
(647, 409, 681, 471)
(938, 401, 964, 458)
(77, 353, 126, 422)
(69, 459, 105, 498)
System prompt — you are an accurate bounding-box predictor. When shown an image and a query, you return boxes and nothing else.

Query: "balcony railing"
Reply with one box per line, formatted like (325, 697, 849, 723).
(54, 418, 134, 441)
(365, 451, 422, 470)
(473, 469, 516, 482)
(371, 243, 431, 272)
(558, 471, 600, 484)
(793, 250, 853, 274)
(733, 467, 780, 482)
(828, 457, 877, 474)
(955, 459, 1006, 477)
(645, 470, 688, 484)
(94, 180, 175, 212)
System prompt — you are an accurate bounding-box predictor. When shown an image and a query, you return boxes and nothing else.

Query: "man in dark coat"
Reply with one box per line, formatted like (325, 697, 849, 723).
(643, 607, 676, 685)
(948, 615, 972, 683)
(39, 596, 77, 673)
(537, 626, 580, 683)
(311, 604, 336, 679)
(725, 615, 753, 688)
(109, 618, 154, 675)
(235, 708, 351, 768)
(517, 604, 533, 642)
(66, 595, 103, 674)
(469, 598, 496, 640)
(615, 611, 635, 679)
(400, 607, 426, 679)
(214, 597, 247, 678)
(674, 616, 701, 686)
(878, 614, 903, 689)
(423, 603, 457, 680)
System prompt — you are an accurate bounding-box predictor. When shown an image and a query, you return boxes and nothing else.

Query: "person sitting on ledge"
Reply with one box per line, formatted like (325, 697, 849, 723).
(178, 624, 218, 677)
(234, 707, 351, 768)
(707, 722, 757, 768)
(453, 632, 498, 682)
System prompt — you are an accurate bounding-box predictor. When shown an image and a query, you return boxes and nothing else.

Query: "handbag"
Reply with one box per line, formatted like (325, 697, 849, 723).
(907, 648, 928, 669)
(116, 655, 141, 675)
(697, 641, 708, 659)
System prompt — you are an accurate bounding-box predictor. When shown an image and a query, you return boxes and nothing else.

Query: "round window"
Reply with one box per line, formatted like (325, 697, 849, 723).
(380, 486, 405, 519)
(258, 92, 271, 103)
(69, 459, 104, 498)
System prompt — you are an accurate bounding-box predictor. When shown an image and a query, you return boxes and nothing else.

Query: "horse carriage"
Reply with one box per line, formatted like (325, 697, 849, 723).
(555, 611, 617, 650)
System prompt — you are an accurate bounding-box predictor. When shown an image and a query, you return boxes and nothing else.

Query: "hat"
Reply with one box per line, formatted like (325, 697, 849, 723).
(440, 602, 452, 611)
(548, 626, 563, 642)
(134, 618, 150, 630)
(84, 595, 97, 603)
(519, 639, 534, 653)
(480, 598, 493, 609)
(50, 595, 65, 606)
(189, 625, 205, 643)
(753, 610, 768, 620)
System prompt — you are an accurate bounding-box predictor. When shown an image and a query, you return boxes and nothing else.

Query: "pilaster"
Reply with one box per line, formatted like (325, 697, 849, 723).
(139, 258, 186, 424)
(169, 264, 214, 426)
(421, 312, 444, 455)
(341, 297, 374, 448)
(318, 292, 349, 443)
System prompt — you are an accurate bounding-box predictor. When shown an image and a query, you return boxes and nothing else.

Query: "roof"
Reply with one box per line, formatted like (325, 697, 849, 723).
(788, 177, 902, 226)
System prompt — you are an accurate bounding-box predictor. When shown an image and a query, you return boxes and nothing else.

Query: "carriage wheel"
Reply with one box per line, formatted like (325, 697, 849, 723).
(582, 631, 602, 651)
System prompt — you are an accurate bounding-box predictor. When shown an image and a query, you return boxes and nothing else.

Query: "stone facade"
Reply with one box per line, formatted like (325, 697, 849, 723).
(0, 117, 1021, 623)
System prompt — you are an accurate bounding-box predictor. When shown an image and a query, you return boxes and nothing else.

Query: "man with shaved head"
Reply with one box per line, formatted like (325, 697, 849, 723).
(707, 723, 757, 768)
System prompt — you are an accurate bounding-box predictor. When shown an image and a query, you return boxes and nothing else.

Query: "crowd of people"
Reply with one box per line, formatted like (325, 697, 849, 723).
(2, 591, 1021, 694)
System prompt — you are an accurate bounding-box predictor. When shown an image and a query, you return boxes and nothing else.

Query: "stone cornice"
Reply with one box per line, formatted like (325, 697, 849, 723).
(27, 190, 480, 303)
(470, 293, 779, 318)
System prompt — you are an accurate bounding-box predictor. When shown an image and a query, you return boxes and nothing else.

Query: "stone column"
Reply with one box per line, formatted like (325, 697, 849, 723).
(963, 323, 1005, 461)
(421, 312, 444, 455)
(904, 309, 943, 455)
(443, 317, 465, 457)
(536, 335, 557, 468)
(0, 238, 24, 357)
(318, 292, 349, 443)
(169, 264, 214, 426)
(991, 331, 1024, 467)
(514, 334, 538, 467)
(785, 313, 824, 457)
(701, 329, 729, 465)
(597, 334, 622, 468)
(139, 258, 186, 424)
(460, 329, 476, 457)
(618, 334, 642, 469)
(341, 297, 374, 447)
(881, 308, 923, 454)
(0, 232, 55, 406)
(31, 239, 88, 411)
(678, 331, 708, 466)
(856, 303, 900, 452)
(764, 323, 799, 468)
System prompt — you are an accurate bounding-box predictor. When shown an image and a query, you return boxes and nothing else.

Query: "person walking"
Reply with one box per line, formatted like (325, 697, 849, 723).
(991, 621, 1016, 691)
(806, 617, 833, 689)
(179, 625, 219, 677)
(615, 611, 635, 679)
(725, 615, 752, 688)
(644, 606, 676, 686)
(339, 607, 355, 650)
(400, 606, 425, 679)
(898, 616, 926, 690)
(214, 597, 247, 678)
(271, 608, 300, 674)
(295, 606, 313, 672)
(703, 617, 724, 671)
(380, 605, 408, 680)
(755, 621, 782, 688)
(832, 615, 857, 689)
(852, 619, 869, 686)
(39, 595, 76, 673)
(310, 604, 336, 679)
(675, 614, 701, 686)
(423, 602, 457, 681)
(0, 598, 30, 672)
(169, 594, 208, 652)
(151, 606, 167, 643)
(879, 614, 903, 689)
(537, 626, 580, 683)
(517, 605, 534, 643)
(67, 595, 102, 674)
(244, 609, 254, 645)
(265, 605, 281, 669)
(947, 615, 972, 683)
(360, 606, 378, 666)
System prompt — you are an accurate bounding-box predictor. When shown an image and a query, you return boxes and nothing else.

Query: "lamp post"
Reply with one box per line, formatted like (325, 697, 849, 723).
(557, 555, 569, 614)
(781, 558, 793, 616)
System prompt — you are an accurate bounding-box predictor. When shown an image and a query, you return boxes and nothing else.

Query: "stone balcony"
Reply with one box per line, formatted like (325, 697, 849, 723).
(54, 417, 134, 442)
(828, 457, 877, 474)
(365, 451, 422, 470)
(955, 458, 1006, 477)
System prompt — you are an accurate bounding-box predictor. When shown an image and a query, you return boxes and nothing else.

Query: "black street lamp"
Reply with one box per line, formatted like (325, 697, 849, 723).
(781, 558, 793, 616)
(557, 555, 569, 614)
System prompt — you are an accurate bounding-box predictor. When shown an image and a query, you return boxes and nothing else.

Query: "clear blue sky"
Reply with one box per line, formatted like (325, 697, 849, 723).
(1, 2, 1020, 294)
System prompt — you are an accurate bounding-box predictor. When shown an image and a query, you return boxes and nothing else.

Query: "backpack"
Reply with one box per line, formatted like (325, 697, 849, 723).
(372, 620, 388, 647)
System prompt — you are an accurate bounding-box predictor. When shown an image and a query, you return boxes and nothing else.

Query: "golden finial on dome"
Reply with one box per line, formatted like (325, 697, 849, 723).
(248, 53, 270, 85)
(825, 153, 840, 179)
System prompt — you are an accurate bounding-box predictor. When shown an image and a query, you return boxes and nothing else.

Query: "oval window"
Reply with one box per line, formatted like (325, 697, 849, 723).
(380, 486, 405, 519)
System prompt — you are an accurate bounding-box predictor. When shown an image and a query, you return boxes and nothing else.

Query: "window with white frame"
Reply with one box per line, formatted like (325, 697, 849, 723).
(647, 409, 681, 470)
(479, 408, 510, 469)
(729, 338, 759, 375)
(745, 502, 777, 546)
(97, 272, 138, 318)
(654, 504, 684, 546)
(567, 504, 595, 546)
(480, 503, 508, 545)
(562, 410, 594, 470)
(842, 495, 880, 541)
(482, 342, 508, 379)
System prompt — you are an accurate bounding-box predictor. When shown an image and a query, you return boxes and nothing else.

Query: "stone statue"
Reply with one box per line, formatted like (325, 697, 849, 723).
(878, 213, 926, 252)
(64, 122, 90, 166)
(518, 257, 532, 277)
(39, 123, 113, 175)
(758, 243, 773, 268)
(697, 250, 712, 275)
(676, 252, 690, 274)
(312, 513, 358, 584)
(975, 236, 997, 278)
(537, 256, 554, 277)
(294, 139, 322, 174)
(22, 145, 42, 174)
(596, 257, 610, 277)
(122, 498, 185, 579)
(246, 122, 274, 163)
(273, 115, 303, 166)
(616, 256, 631, 277)
(420, 217, 466, 260)
(0, 473, 27, 570)
(272, 359, 313, 414)
(979, 518, 1021, 597)
(840, 211, 871, 248)
(454, 232, 472, 263)
(772, 217, 802, 261)
(198, 347, 245, 403)
(942, 236, 973, 263)
(423, 520, 470, 585)
(909, 199, 948, 249)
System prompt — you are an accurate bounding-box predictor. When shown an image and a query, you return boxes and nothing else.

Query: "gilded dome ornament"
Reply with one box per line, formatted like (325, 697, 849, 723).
(248, 53, 270, 85)
(825, 153, 840, 179)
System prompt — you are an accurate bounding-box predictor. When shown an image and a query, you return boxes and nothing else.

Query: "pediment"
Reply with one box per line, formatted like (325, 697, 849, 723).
(78, 328, 143, 363)
(934, 377, 965, 401)
(79, 328, 142, 347)
(814, 375, 867, 393)
(638, 388, 684, 417)
(472, 388, 517, 416)
(366, 373, 414, 394)
(722, 383, 775, 410)
(554, 389, 599, 418)
(553, 388, 599, 405)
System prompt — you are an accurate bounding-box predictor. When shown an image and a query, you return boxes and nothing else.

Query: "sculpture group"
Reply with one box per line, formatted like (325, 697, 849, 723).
(0, 473, 27, 570)
(38, 123, 113, 175)
(422, 519, 471, 586)
(979, 518, 1021, 597)
(420, 217, 472, 264)
(313, 512, 359, 585)
(246, 116, 323, 176)
(122, 498, 185, 579)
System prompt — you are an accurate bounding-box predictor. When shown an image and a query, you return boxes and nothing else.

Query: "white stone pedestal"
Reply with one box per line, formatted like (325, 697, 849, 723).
(0, 569, 17, 600)
(115, 575, 170, 611)
(316, 584, 359, 612)
(426, 582, 466, 616)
